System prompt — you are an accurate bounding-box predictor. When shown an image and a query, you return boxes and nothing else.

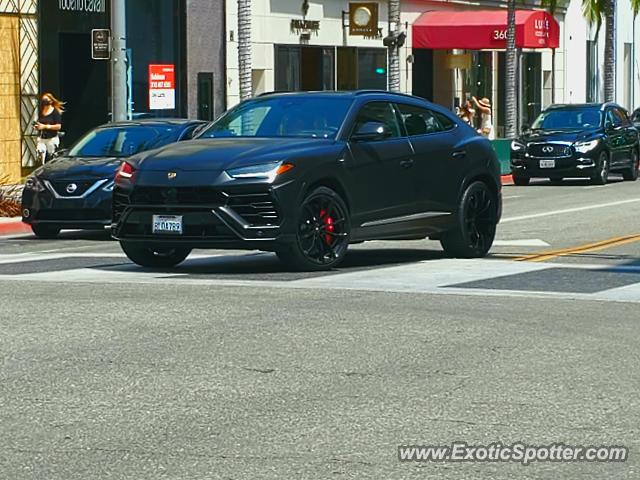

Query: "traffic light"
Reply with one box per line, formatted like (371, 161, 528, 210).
(383, 31, 406, 48)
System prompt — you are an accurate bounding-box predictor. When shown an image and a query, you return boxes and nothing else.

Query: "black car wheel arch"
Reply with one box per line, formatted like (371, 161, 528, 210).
(277, 186, 351, 271)
(441, 181, 498, 258)
(622, 149, 640, 181)
(591, 151, 610, 185)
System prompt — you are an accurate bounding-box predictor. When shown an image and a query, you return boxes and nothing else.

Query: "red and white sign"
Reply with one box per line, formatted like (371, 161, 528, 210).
(148, 64, 175, 110)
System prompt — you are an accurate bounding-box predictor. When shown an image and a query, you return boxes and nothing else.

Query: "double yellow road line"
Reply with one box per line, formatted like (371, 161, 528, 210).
(517, 234, 640, 262)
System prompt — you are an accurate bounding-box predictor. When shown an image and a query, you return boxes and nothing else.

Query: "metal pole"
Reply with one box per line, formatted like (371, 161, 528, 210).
(111, 0, 127, 122)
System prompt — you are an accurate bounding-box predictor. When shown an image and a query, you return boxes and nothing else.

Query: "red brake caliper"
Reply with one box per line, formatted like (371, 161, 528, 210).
(319, 209, 335, 245)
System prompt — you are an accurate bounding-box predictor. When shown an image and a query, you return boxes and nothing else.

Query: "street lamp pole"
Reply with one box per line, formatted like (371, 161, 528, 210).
(111, 0, 127, 121)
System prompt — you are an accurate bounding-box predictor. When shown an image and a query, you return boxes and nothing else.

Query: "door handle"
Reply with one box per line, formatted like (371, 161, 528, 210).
(400, 159, 414, 169)
(452, 150, 467, 159)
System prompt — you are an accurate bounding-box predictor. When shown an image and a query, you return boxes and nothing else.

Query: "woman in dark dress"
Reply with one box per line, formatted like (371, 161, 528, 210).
(34, 92, 64, 163)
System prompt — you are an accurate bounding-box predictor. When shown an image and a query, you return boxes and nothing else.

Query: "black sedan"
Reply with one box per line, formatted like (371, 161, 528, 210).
(22, 119, 204, 238)
(510, 103, 639, 185)
(112, 91, 502, 271)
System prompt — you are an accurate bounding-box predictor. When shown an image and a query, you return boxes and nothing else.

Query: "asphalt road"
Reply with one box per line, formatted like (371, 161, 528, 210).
(1, 175, 640, 479)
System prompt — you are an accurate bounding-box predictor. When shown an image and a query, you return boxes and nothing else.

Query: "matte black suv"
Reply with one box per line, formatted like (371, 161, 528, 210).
(510, 103, 639, 185)
(112, 91, 502, 271)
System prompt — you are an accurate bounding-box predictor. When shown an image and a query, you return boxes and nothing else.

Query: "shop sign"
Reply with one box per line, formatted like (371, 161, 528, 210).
(58, 0, 106, 13)
(290, 19, 320, 34)
(349, 2, 379, 36)
(91, 29, 110, 60)
(445, 53, 472, 70)
(148, 64, 175, 110)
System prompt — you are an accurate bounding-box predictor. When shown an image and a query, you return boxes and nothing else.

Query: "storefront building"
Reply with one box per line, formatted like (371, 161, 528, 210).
(224, 0, 391, 107)
(403, 0, 563, 138)
(0, 0, 225, 184)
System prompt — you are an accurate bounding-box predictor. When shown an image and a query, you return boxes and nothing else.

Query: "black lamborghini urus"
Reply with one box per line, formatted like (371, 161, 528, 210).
(112, 91, 502, 271)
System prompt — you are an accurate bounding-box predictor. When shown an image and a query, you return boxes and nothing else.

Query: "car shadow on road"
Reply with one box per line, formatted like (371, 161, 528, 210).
(97, 247, 448, 281)
(22, 229, 114, 242)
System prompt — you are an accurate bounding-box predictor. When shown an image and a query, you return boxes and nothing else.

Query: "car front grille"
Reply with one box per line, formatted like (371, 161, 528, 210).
(113, 185, 282, 238)
(48, 179, 103, 197)
(528, 144, 572, 158)
(129, 186, 227, 206)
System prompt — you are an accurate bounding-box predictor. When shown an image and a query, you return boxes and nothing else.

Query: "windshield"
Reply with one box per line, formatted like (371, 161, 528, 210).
(532, 109, 602, 130)
(68, 126, 180, 157)
(197, 96, 353, 139)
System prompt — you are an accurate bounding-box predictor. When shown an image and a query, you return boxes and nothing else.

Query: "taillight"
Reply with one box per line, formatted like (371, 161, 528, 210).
(116, 162, 135, 180)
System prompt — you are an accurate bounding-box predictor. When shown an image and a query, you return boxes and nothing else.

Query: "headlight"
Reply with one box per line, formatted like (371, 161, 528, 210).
(24, 175, 45, 192)
(574, 139, 599, 153)
(510, 140, 526, 152)
(103, 180, 115, 192)
(225, 161, 294, 181)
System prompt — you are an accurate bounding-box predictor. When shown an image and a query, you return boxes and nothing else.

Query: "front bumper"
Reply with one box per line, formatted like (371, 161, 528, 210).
(111, 180, 300, 251)
(510, 154, 597, 178)
(21, 179, 112, 229)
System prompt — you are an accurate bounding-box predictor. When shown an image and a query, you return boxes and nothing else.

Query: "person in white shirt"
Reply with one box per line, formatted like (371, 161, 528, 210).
(472, 96, 494, 140)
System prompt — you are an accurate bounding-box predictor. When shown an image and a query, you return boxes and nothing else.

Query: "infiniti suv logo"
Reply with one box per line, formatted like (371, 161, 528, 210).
(66, 183, 78, 194)
(542, 146, 555, 153)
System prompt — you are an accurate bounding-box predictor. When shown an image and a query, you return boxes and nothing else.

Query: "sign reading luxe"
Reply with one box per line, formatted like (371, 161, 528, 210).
(58, 0, 106, 13)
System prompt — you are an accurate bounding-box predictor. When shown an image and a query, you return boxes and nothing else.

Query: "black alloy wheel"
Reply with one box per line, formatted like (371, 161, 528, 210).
(622, 150, 639, 181)
(591, 151, 610, 185)
(440, 181, 498, 258)
(31, 224, 61, 239)
(277, 186, 350, 271)
(120, 242, 192, 268)
(512, 175, 530, 186)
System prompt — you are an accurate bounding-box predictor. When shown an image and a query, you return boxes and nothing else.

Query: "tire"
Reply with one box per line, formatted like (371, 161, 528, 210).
(512, 175, 530, 186)
(31, 224, 61, 239)
(591, 151, 610, 185)
(549, 177, 563, 185)
(120, 242, 191, 268)
(622, 150, 639, 181)
(440, 181, 498, 258)
(276, 186, 350, 271)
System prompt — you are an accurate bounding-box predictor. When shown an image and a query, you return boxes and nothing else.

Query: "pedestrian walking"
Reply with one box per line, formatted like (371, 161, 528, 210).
(34, 92, 64, 164)
(457, 99, 476, 127)
(472, 96, 494, 140)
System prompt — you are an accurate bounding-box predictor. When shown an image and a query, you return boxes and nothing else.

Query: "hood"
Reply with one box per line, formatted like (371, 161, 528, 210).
(134, 138, 337, 172)
(519, 128, 601, 144)
(37, 156, 123, 180)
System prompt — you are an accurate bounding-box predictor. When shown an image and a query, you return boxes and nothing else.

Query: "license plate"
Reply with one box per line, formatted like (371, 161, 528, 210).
(152, 215, 183, 235)
(539, 159, 556, 169)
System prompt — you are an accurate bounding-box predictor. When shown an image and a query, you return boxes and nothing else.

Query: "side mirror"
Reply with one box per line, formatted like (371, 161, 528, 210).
(351, 121, 392, 142)
(521, 124, 530, 134)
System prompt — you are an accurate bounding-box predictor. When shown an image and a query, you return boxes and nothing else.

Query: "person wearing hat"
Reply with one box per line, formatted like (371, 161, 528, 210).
(472, 96, 494, 140)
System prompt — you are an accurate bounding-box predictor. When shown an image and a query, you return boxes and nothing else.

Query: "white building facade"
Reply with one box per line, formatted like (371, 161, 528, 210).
(225, 1, 640, 136)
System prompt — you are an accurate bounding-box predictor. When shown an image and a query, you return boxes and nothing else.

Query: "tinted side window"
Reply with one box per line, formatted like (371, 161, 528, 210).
(606, 109, 622, 127)
(615, 108, 631, 126)
(396, 104, 442, 136)
(434, 111, 456, 131)
(352, 102, 402, 139)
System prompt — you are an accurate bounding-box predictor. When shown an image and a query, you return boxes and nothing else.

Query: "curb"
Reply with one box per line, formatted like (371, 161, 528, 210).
(0, 218, 31, 236)
(501, 174, 514, 185)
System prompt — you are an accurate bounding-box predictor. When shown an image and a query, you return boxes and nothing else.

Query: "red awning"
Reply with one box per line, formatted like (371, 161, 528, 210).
(413, 10, 560, 50)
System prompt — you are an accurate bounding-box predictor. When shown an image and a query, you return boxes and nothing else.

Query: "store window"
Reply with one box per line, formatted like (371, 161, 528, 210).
(357, 49, 387, 90)
(276, 45, 387, 92)
(127, 0, 185, 118)
(275, 45, 334, 91)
